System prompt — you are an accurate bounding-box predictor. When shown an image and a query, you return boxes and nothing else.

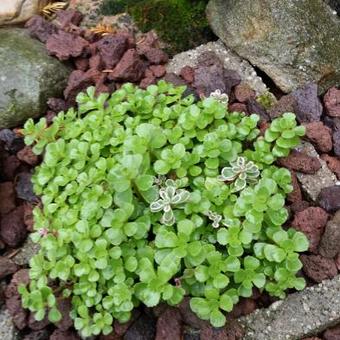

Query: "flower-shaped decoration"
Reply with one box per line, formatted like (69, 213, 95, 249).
(150, 179, 190, 225)
(219, 156, 260, 192)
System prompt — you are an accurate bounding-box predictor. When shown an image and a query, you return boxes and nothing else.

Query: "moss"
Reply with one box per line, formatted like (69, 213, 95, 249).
(256, 91, 277, 110)
(100, 0, 215, 55)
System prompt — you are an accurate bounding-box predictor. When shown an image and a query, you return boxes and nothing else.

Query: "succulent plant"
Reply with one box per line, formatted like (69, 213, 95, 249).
(150, 179, 190, 225)
(209, 89, 229, 105)
(219, 156, 260, 192)
(207, 210, 223, 228)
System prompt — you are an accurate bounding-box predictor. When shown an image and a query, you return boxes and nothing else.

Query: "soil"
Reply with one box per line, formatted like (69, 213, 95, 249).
(1, 7, 340, 340)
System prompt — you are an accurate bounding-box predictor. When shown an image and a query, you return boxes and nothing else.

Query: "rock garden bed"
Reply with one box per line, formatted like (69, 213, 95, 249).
(0, 1, 340, 340)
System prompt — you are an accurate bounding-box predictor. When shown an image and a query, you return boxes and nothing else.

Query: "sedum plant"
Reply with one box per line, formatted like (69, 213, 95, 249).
(19, 81, 308, 336)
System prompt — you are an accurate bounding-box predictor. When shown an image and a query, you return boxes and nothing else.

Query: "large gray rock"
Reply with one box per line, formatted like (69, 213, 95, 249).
(206, 0, 340, 93)
(0, 0, 49, 26)
(0, 307, 19, 340)
(0, 28, 70, 128)
(239, 275, 340, 340)
(167, 40, 267, 95)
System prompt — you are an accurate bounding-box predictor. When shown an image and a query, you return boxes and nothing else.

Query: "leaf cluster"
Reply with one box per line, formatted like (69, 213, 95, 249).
(20, 81, 307, 336)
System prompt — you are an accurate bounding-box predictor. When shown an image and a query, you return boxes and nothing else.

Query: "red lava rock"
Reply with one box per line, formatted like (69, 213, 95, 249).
(1, 155, 21, 180)
(164, 73, 188, 87)
(194, 63, 227, 97)
(142, 47, 168, 64)
(16, 172, 38, 203)
(333, 130, 340, 157)
(74, 57, 89, 71)
(224, 69, 242, 96)
(278, 150, 321, 174)
(114, 309, 140, 336)
(304, 122, 333, 153)
(319, 210, 340, 258)
(324, 115, 340, 131)
(291, 83, 323, 123)
(0, 182, 16, 216)
(198, 51, 223, 67)
(200, 319, 244, 340)
(180, 66, 195, 83)
(268, 94, 296, 119)
(55, 9, 83, 29)
(89, 54, 103, 71)
(123, 313, 156, 340)
(0, 257, 18, 279)
(149, 65, 166, 78)
(178, 297, 210, 329)
(140, 76, 156, 89)
(321, 154, 340, 179)
(17, 146, 39, 166)
(144, 68, 154, 79)
(25, 15, 57, 43)
(246, 98, 269, 121)
(108, 49, 147, 83)
(0, 205, 27, 247)
(234, 84, 256, 103)
(136, 31, 160, 55)
(23, 330, 50, 340)
(318, 185, 340, 212)
(98, 332, 121, 340)
(47, 98, 70, 113)
(5, 269, 30, 299)
(96, 34, 129, 69)
(258, 120, 270, 136)
(50, 329, 81, 340)
(56, 299, 73, 331)
(287, 171, 302, 203)
(64, 69, 102, 101)
(6, 294, 28, 329)
(228, 102, 248, 114)
(336, 253, 340, 271)
(300, 254, 338, 283)
(28, 312, 50, 330)
(289, 200, 310, 214)
(0, 129, 25, 154)
(230, 298, 257, 318)
(291, 207, 328, 253)
(155, 307, 182, 340)
(324, 87, 340, 117)
(324, 324, 340, 340)
(45, 111, 57, 125)
(46, 31, 89, 61)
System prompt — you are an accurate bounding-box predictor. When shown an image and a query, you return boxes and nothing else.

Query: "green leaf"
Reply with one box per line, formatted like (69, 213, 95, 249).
(194, 265, 209, 282)
(135, 175, 154, 191)
(177, 219, 194, 236)
(190, 297, 210, 317)
(224, 256, 241, 272)
(219, 293, 233, 312)
(210, 309, 226, 328)
(213, 273, 229, 289)
(292, 232, 309, 252)
(264, 244, 286, 263)
(48, 307, 62, 323)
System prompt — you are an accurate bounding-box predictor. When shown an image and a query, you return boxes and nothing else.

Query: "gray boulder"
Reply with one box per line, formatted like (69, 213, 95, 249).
(0, 0, 49, 26)
(0, 28, 70, 128)
(206, 0, 340, 93)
